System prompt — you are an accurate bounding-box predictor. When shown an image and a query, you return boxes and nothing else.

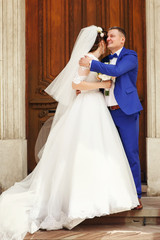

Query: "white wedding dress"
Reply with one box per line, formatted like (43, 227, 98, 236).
(0, 54, 139, 240)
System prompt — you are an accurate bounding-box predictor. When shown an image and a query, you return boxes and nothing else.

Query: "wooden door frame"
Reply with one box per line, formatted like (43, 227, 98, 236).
(25, 0, 147, 182)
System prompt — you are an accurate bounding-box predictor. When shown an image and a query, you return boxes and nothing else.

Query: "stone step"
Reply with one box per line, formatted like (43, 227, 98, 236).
(83, 197, 160, 226)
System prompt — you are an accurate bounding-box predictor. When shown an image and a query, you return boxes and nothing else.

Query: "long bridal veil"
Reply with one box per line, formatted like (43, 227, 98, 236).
(45, 25, 98, 106)
(35, 25, 99, 161)
(0, 26, 100, 240)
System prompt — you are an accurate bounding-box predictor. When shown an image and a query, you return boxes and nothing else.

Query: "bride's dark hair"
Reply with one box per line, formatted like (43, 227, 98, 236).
(89, 29, 107, 52)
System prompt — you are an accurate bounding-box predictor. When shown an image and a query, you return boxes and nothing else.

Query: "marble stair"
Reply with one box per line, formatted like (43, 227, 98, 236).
(83, 197, 160, 226)
(25, 195, 160, 239)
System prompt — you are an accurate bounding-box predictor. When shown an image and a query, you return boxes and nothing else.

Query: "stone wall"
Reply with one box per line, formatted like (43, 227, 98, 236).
(146, 0, 160, 196)
(0, 0, 27, 190)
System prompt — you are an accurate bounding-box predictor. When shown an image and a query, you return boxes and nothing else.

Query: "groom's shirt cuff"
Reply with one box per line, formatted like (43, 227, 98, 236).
(89, 60, 92, 69)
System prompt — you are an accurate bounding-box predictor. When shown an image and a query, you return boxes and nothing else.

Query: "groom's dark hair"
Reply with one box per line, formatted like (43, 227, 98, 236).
(108, 26, 126, 38)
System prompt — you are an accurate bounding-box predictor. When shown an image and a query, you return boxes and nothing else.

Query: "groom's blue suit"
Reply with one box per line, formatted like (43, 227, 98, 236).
(90, 47, 143, 198)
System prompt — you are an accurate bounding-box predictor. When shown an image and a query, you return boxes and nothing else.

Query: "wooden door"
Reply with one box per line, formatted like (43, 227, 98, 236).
(26, 0, 146, 182)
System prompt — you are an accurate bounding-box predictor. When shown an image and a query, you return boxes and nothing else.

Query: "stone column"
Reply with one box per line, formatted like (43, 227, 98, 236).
(0, 0, 27, 191)
(146, 0, 160, 196)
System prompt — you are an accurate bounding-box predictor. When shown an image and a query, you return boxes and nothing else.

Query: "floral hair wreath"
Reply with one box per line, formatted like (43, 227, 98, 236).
(97, 26, 104, 37)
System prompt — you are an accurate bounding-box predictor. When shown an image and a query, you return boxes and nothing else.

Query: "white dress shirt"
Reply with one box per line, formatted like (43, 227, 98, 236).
(105, 47, 123, 107)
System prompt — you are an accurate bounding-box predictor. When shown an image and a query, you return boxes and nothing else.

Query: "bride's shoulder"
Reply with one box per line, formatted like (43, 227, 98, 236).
(85, 53, 99, 61)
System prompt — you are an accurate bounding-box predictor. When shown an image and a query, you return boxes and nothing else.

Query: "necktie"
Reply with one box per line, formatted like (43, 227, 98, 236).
(108, 53, 118, 60)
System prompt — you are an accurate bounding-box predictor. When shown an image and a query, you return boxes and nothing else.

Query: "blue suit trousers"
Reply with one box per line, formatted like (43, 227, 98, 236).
(110, 108, 142, 198)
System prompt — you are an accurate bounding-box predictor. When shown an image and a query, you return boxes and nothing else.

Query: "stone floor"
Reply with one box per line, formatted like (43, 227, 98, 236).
(25, 197, 160, 240)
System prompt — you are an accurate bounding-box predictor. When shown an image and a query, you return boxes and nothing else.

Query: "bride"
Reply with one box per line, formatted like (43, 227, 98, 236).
(0, 25, 139, 240)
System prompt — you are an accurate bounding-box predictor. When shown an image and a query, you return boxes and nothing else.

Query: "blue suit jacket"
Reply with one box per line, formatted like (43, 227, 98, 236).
(90, 47, 143, 115)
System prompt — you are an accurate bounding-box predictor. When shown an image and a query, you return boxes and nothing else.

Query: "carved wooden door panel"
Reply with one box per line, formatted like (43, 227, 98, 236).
(26, 0, 146, 182)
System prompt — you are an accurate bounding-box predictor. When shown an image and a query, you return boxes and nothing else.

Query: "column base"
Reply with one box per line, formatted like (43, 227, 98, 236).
(147, 138, 160, 196)
(0, 139, 27, 191)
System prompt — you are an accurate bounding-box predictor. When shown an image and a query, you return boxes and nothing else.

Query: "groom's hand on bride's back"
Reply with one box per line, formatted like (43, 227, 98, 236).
(103, 80, 112, 89)
(76, 90, 81, 95)
(79, 56, 92, 68)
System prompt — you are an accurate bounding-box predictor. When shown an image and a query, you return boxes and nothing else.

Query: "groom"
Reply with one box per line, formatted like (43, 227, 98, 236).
(79, 26, 143, 209)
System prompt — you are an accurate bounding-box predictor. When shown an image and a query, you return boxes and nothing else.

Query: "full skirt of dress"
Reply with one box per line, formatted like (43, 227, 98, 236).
(0, 90, 139, 240)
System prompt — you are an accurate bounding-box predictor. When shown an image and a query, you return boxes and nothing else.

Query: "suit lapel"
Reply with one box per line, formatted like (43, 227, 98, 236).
(116, 47, 127, 64)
